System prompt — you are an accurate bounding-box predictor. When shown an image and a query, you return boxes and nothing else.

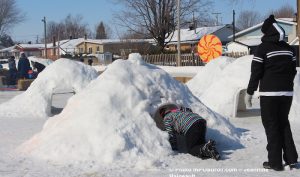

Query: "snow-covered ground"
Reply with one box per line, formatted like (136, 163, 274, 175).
(0, 54, 299, 177)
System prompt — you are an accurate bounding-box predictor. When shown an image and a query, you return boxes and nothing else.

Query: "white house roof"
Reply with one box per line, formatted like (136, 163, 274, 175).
(17, 43, 45, 49)
(45, 38, 85, 49)
(166, 26, 224, 43)
(290, 37, 299, 45)
(277, 18, 295, 22)
(60, 38, 85, 48)
(230, 18, 296, 38)
(0, 44, 44, 53)
(77, 38, 155, 45)
(237, 37, 262, 46)
(0, 46, 15, 52)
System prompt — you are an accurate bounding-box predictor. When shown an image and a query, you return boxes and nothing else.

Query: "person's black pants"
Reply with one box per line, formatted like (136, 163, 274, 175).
(260, 96, 298, 168)
(176, 119, 207, 157)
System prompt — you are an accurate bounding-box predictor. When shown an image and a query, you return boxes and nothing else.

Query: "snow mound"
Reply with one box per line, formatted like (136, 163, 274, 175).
(187, 56, 252, 118)
(187, 56, 235, 97)
(0, 59, 98, 118)
(290, 68, 300, 123)
(19, 53, 241, 169)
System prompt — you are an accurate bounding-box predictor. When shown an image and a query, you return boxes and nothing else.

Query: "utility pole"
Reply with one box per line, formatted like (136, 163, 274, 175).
(212, 12, 221, 26)
(57, 33, 60, 60)
(42, 16, 47, 59)
(192, 11, 196, 34)
(177, 0, 181, 66)
(233, 10, 236, 42)
(297, 0, 300, 66)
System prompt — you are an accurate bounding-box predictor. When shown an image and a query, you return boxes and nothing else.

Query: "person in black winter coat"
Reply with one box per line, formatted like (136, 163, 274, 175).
(7, 56, 18, 85)
(17, 53, 31, 79)
(245, 15, 298, 171)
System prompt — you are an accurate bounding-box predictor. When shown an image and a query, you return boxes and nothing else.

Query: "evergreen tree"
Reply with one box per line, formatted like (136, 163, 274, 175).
(95, 22, 107, 39)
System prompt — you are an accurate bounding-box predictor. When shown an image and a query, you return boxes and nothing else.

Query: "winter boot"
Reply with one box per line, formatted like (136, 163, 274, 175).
(199, 139, 220, 160)
(263, 162, 284, 171)
(284, 162, 299, 170)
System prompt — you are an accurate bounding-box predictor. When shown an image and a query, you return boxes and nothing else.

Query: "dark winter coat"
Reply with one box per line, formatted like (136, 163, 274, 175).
(163, 108, 205, 148)
(7, 58, 17, 85)
(8, 58, 17, 71)
(17, 56, 31, 79)
(33, 62, 46, 73)
(247, 15, 297, 96)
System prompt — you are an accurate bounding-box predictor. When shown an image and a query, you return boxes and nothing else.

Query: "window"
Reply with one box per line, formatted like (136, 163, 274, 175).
(88, 47, 93, 54)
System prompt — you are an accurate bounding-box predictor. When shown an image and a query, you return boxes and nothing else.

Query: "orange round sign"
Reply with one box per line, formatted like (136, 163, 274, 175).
(197, 34, 222, 63)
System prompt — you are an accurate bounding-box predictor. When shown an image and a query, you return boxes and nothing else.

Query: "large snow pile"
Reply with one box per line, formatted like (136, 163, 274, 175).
(0, 59, 98, 118)
(290, 68, 300, 122)
(187, 56, 235, 98)
(187, 56, 252, 117)
(19, 53, 240, 169)
(187, 55, 300, 121)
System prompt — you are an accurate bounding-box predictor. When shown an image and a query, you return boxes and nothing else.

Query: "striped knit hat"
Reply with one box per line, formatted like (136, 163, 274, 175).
(261, 15, 285, 42)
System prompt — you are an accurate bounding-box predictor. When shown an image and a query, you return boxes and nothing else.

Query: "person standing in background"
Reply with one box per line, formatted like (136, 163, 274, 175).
(245, 15, 298, 171)
(7, 56, 18, 86)
(17, 52, 31, 79)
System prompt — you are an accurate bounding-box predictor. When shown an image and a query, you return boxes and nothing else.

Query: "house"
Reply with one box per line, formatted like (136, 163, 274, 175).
(35, 37, 155, 60)
(14, 43, 44, 58)
(0, 46, 15, 58)
(0, 43, 44, 59)
(225, 37, 261, 55)
(226, 41, 250, 54)
(40, 38, 85, 60)
(76, 39, 155, 56)
(226, 18, 297, 54)
(165, 24, 236, 52)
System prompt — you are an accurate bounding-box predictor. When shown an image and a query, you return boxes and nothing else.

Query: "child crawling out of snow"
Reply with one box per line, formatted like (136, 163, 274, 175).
(154, 103, 220, 160)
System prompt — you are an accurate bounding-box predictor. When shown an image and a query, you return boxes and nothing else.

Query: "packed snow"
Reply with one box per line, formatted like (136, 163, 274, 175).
(14, 53, 239, 171)
(0, 59, 99, 118)
(290, 68, 300, 122)
(187, 56, 300, 121)
(0, 54, 299, 177)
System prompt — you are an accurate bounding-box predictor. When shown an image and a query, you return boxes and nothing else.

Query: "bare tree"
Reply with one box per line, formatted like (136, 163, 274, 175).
(115, 0, 212, 52)
(0, 33, 14, 47)
(228, 0, 256, 5)
(269, 4, 295, 18)
(237, 10, 262, 30)
(120, 26, 149, 39)
(64, 15, 88, 39)
(0, 0, 25, 35)
(46, 14, 90, 42)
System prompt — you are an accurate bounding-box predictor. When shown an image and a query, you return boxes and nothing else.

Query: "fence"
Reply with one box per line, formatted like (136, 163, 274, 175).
(223, 52, 249, 58)
(142, 53, 204, 66)
(141, 51, 251, 66)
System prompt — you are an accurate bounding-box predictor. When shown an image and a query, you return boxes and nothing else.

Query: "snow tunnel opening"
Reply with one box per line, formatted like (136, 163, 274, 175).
(233, 89, 261, 118)
(51, 89, 75, 115)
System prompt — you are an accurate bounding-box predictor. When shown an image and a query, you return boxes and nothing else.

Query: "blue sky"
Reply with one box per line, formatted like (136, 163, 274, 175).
(11, 0, 296, 42)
